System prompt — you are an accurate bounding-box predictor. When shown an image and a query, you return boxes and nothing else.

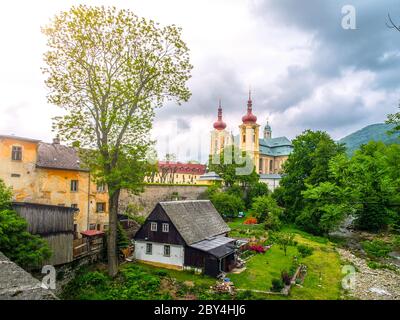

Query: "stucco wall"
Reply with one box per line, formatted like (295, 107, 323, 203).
(119, 185, 208, 217)
(134, 240, 184, 267)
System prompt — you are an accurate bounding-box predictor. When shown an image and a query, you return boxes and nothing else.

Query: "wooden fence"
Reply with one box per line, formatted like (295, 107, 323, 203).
(73, 237, 103, 259)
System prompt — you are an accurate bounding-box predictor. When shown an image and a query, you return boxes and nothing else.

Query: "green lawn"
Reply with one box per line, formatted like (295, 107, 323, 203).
(227, 220, 344, 300)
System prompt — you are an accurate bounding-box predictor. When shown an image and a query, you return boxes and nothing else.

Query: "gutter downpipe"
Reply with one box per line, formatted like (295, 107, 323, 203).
(87, 171, 90, 230)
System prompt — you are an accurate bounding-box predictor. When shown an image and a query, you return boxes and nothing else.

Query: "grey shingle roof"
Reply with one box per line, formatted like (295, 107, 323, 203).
(159, 200, 230, 245)
(259, 136, 293, 156)
(36, 142, 88, 171)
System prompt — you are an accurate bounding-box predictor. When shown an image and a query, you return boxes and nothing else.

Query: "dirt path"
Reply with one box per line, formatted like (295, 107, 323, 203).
(337, 248, 400, 300)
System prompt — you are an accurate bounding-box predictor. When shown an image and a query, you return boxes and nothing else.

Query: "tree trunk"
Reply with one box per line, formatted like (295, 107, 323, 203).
(107, 188, 120, 277)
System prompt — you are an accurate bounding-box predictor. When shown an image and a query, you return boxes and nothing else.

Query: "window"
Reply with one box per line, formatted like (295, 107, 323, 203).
(11, 173, 21, 178)
(58, 203, 65, 207)
(96, 202, 106, 213)
(97, 183, 106, 193)
(97, 224, 101, 231)
(269, 160, 273, 172)
(89, 224, 96, 230)
(164, 245, 170, 257)
(70, 180, 78, 192)
(146, 243, 152, 255)
(162, 223, 169, 233)
(103, 224, 109, 231)
(71, 203, 79, 214)
(11, 146, 22, 161)
(150, 222, 158, 231)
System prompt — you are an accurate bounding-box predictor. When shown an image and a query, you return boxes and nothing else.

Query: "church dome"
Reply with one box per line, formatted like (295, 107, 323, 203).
(213, 100, 227, 130)
(242, 91, 257, 124)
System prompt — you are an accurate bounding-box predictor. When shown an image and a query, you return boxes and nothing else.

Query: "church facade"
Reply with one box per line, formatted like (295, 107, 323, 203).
(209, 92, 293, 189)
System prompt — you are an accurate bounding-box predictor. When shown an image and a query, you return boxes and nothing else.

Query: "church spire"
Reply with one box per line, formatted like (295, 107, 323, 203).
(213, 99, 227, 130)
(242, 90, 257, 124)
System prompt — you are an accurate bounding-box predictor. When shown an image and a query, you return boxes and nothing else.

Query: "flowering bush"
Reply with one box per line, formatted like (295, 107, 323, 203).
(248, 245, 266, 253)
(243, 217, 257, 225)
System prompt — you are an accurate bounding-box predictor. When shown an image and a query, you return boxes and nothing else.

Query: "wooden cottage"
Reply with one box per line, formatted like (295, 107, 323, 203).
(134, 200, 237, 277)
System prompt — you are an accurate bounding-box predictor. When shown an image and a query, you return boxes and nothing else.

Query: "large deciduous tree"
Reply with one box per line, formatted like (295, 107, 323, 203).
(275, 130, 345, 222)
(42, 5, 192, 276)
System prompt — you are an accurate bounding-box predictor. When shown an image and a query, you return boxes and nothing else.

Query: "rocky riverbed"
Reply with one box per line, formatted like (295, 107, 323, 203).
(337, 248, 400, 300)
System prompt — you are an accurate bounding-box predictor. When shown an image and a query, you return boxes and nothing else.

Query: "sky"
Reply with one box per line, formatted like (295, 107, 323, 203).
(0, 0, 400, 163)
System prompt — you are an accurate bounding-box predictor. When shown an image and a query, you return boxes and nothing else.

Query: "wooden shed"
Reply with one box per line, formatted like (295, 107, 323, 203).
(12, 202, 77, 266)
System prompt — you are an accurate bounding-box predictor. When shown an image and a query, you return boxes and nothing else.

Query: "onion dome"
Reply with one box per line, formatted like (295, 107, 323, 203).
(242, 90, 257, 124)
(213, 100, 227, 130)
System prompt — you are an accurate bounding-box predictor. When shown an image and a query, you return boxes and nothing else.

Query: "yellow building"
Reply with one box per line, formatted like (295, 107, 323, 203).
(147, 161, 206, 184)
(0, 135, 109, 237)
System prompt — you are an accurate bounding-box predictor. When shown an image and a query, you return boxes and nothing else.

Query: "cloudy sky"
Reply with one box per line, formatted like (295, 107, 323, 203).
(1, 0, 400, 163)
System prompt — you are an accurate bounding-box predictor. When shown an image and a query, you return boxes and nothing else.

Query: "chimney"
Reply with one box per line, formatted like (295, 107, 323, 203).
(53, 136, 60, 144)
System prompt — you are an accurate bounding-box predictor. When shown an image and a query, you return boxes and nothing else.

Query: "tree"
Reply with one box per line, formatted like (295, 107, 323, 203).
(278, 130, 345, 221)
(210, 192, 245, 219)
(251, 195, 282, 230)
(208, 145, 259, 188)
(329, 142, 400, 231)
(296, 182, 350, 235)
(42, 5, 192, 276)
(386, 103, 400, 135)
(0, 180, 51, 269)
(245, 182, 269, 209)
(270, 232, 295, 256)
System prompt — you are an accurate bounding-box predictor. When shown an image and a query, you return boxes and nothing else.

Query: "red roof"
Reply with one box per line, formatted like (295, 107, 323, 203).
(158, 162, 206, 174)
(80, 230, 105, 237)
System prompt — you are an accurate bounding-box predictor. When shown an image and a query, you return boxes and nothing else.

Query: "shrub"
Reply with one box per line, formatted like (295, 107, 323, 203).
(362, 239, 392, 259)
(210, 192, 245, 219)
(281, 270, 291, 285)
(251, 195, 283, 228)
(235, 290, 254, 300)
(248, 245, 266, 254)
(0, 179, 51, 269)
(244, 217, 257, 225)
(270, 278, 284, 292)
(297, 244, 314, 258)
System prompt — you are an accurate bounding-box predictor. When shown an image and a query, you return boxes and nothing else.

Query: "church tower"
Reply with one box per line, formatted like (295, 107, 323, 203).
(264, 120, 272, 139)
(239, 91, 260, 173)
(210, 100, 232, 156)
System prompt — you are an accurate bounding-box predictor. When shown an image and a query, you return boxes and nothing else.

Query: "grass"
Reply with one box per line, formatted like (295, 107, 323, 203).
(227, 219, 344, 300)
(129, 262, 215, 288)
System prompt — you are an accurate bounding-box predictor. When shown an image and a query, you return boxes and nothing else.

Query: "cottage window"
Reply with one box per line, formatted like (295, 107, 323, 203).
(150, 222, 158, 231)
(146, 243, 153, 255)
(70, 180, 79, 192)
(162, 223, 169, 233)
(164, 245, 170, 257)
(96, 202, 106, 213)
(11, 146, 22, 161)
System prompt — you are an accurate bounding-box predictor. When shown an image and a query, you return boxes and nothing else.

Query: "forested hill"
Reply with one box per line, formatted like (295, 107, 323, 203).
(338, 123, 399, 155)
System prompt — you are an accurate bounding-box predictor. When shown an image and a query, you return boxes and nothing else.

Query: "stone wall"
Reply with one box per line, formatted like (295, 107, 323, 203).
(119, 185, 208, 216)
(0, 252, 57, 300)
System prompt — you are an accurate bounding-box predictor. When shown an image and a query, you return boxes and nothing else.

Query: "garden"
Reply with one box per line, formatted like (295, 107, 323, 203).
(227, 218, 343, 299)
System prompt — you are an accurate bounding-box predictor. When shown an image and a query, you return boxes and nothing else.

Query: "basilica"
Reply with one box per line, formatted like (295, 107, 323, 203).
(209, 92, 293, 189)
